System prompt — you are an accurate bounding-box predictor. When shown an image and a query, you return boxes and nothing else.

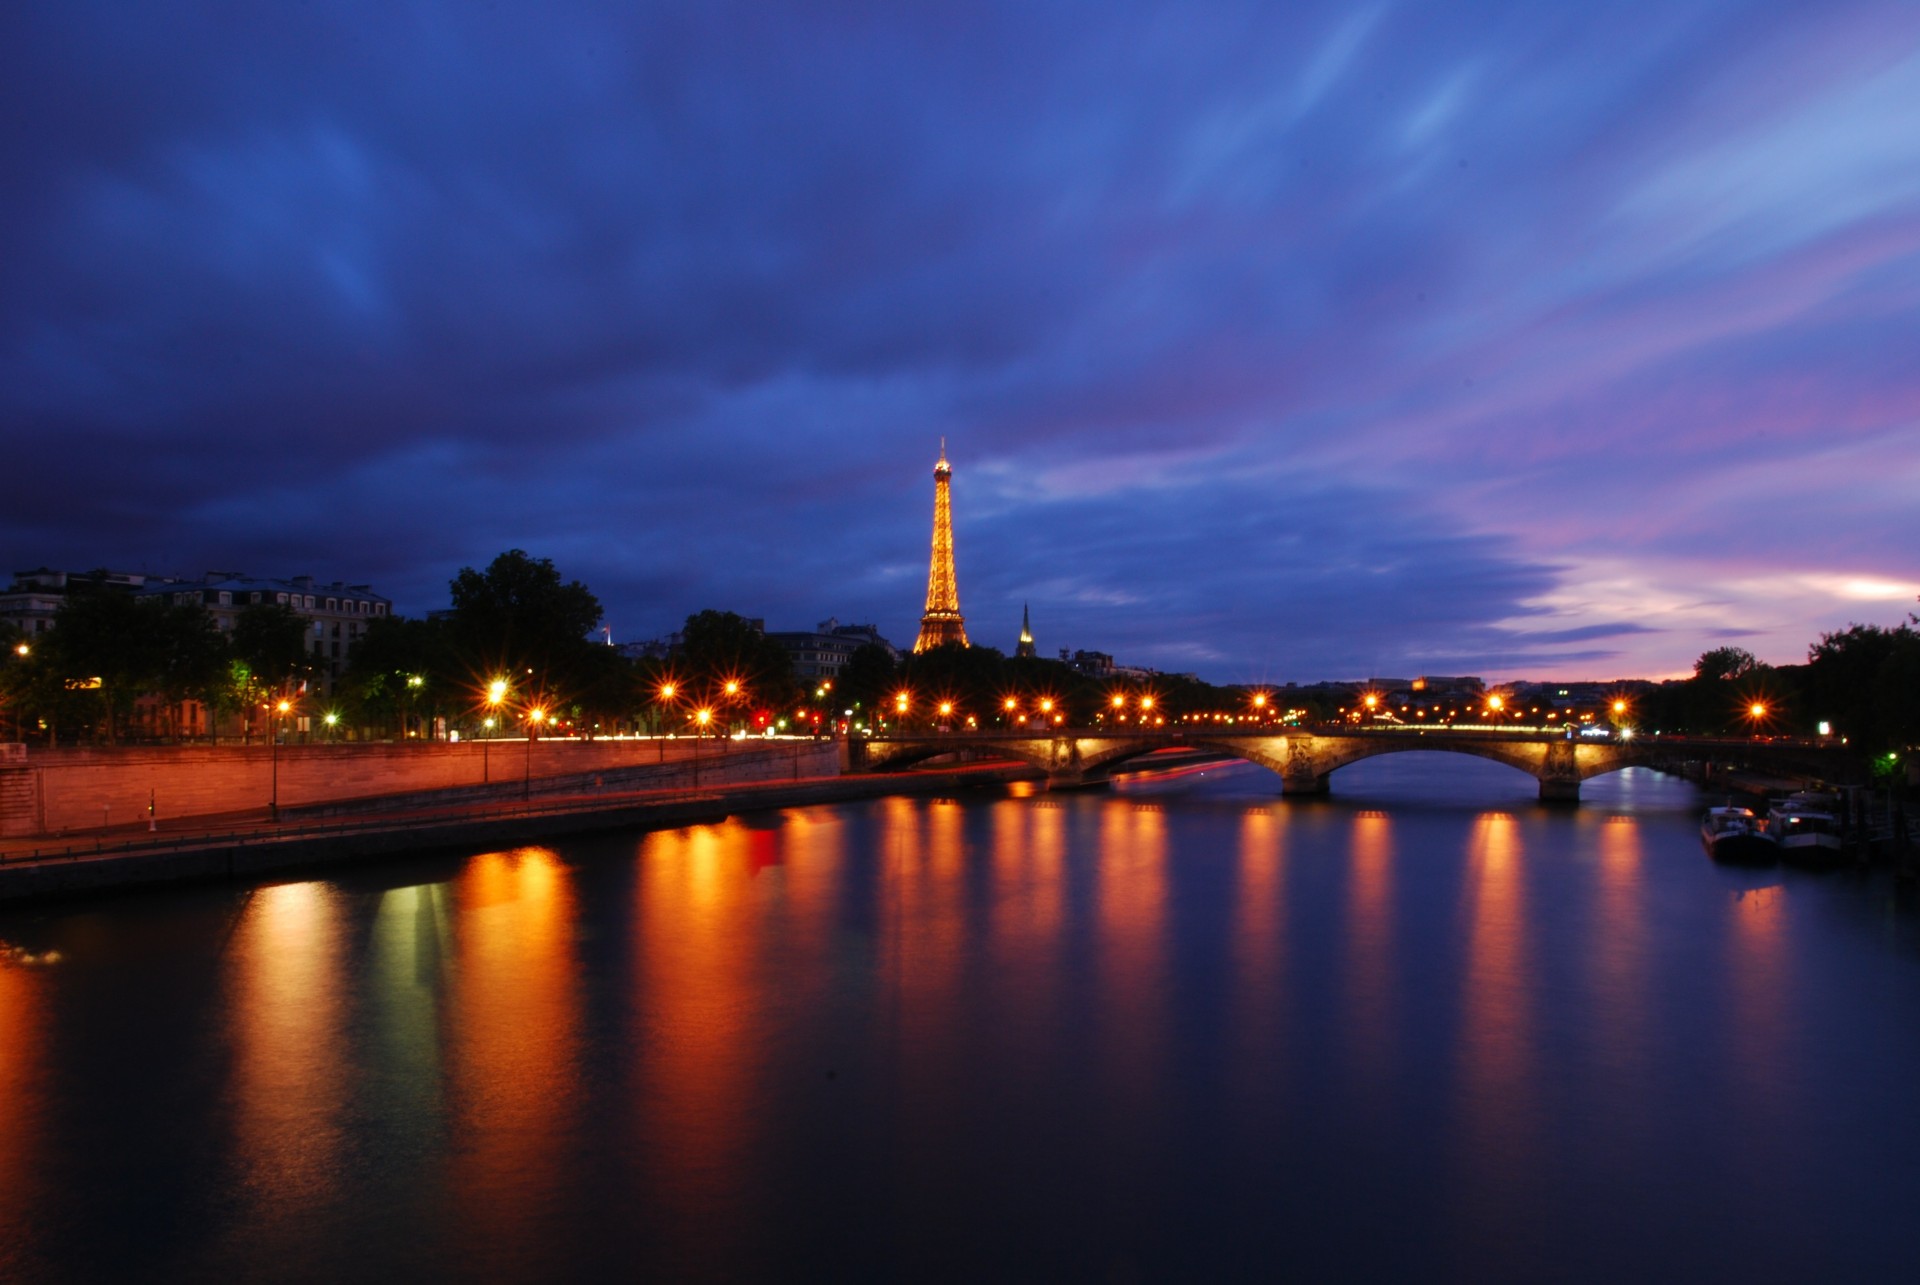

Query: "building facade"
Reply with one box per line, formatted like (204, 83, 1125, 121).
(137, 572, 392, 691)
(768, 619, 900, 680)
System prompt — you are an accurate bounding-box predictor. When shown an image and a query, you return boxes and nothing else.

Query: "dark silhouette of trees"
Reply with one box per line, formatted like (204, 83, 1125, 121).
(675, 610, 801, 731)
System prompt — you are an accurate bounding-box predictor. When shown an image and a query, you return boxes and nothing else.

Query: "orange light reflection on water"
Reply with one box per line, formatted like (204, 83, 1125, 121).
(445, 847, 580, 1272)
(1229, 807, 1288, 1094)
(0, 953, 48, 1275)
(224, 882, 351, 1254)
(1727, 880, 1789, 1113)
(1448, 810, 1538, 1267)
(630, 823, 770, 1273)
(1343, 810, 1396, 1088)
(1591, 817, 1650, 1091)
(1097, 804, 1169, 1120)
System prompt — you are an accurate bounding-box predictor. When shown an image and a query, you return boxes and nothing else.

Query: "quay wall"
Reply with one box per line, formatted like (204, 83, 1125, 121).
(0, 738, 837, 837)
(0, 764, 1035, 906)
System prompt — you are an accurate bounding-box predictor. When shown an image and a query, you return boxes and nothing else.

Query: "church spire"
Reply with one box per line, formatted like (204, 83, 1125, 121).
(1015, 602, 1036, 658)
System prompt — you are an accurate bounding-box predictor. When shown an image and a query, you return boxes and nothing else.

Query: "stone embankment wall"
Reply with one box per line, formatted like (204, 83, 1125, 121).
(0, 738, 841, 837)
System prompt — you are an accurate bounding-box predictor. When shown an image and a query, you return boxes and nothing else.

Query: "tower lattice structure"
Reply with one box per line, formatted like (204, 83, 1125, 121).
(914, 440, 969, 652)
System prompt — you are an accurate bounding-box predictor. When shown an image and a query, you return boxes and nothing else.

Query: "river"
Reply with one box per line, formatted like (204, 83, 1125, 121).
(2, 755, 1917, 1282)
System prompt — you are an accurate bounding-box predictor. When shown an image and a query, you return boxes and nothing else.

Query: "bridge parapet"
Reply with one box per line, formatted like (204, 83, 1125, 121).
(854, 728, 1860, 802)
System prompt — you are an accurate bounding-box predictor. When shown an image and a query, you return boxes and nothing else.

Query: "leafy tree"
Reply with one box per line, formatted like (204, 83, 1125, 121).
(676, 610, 801, 730)
(340, 615, 455, 738)
(1693, 646, 1758, 683)
(837, 643, 898, 719)
(1807, 623, 1920, 752)
(43, 591, 157, 742)
(231, 604, 313, 692)
(447, 550, 602, 673)
(149, 601, 229, 740)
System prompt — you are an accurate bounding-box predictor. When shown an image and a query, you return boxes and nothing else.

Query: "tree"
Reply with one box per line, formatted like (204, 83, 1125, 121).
(1807, 623, 1920, 752)
(676, 610, 801, 730)
(1694, 647, 1758, 683)
(43, 591, 158, 743)
(837, 643, 898, 719)
(340, 615, 455, 738)
(149, 601, 229, 740)
(231, 603, 313, 692)
(445, 550, 605, 719)
(447, 550, 602, 671)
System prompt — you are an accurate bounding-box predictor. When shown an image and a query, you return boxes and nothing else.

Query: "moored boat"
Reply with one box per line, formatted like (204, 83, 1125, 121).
(1701, 805, 1778, 863)
(1768, 792, 1846, 865)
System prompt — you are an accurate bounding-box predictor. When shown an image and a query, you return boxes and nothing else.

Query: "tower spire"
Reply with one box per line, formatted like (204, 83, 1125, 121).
(913, 442, 968, 652)
(1015, 601, 1036, 658)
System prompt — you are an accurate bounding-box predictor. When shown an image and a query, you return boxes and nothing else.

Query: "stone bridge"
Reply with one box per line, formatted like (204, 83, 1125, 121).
(850, 729, 1857, 803)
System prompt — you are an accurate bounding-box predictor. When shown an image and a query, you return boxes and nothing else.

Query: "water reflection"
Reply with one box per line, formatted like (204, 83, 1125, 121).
(446, 847, 581, 1274)
(1097, 805, 1169, 1119)
(631, 824, 766, 1277)
(1230, 806, 1288, 1100)
(1590, 817, 1650, 1097)
(1450, 811, 1538, 1268)
(0, 953, 46, 1277)
(2, 759, 1917, 1282)
(1727, 880, 1789, 1112)
(225, 883, 351, 1252)
(1344, 810, 1396, 1090)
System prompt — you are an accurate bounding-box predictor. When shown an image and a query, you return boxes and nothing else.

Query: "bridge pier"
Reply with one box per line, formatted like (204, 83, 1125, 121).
(1538, 777, 1581, 804)
(1280, 773, 1330, 797)
(1538, 740, 1580, 804)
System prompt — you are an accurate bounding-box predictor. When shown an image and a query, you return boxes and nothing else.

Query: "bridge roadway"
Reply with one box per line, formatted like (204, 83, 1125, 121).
(852, 727, 1856, 802)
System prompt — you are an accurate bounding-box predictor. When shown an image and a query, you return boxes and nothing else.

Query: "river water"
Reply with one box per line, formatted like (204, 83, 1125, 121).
(2, 755, 1918, 1282)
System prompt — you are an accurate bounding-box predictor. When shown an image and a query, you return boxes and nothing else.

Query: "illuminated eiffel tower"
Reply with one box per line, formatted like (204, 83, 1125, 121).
(913, 439, 969, 652)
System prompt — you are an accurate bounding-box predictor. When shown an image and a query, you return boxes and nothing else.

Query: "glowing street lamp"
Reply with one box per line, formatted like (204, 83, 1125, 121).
(269, 697, 293, 822)
(1140, 695, 1155, 712)
(524, 706, 546, 799)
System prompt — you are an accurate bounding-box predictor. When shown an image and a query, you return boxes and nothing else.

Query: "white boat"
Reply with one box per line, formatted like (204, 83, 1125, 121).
(1768, 793, 1845, 865)
(1701, 805, 1778, 864)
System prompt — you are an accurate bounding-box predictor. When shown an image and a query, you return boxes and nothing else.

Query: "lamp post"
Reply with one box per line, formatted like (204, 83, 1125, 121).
(693, 706, 712, 785)
(656, 681, 678, 760)
(269, 697, 291, 822)
(483, 678, 508, 783)
(524, 706, 545, 800)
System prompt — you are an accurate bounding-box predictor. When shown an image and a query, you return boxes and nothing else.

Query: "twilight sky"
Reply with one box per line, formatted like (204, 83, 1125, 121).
(5, 2, 1918, 683)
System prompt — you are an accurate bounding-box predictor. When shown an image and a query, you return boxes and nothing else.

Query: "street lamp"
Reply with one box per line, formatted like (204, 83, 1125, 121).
(270, 697, 292, 822)
(482, 678, 509, 783)
(524, 706, 546, 800)
(693, 706, 712, 785)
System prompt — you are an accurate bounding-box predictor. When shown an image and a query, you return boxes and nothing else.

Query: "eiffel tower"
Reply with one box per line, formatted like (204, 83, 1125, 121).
(913, 439, 969, 652)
